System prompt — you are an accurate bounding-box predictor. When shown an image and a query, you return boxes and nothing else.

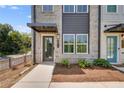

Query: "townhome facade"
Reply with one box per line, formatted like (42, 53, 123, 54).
(28, 5, 99, 64)
(28, 5, 124, 64)
(100, 5, 124, 64)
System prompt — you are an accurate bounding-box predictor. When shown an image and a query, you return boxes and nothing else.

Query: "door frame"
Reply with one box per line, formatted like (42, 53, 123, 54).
(43, 36, 54, 62)
(106, 34, 119, 64)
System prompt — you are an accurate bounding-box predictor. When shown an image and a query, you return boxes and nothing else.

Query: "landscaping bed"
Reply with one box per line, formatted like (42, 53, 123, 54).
(0, 61, 36, 88)
(52, 63, 124, 82)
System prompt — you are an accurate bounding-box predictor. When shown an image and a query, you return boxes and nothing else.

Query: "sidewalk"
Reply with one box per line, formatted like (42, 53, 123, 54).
(49, 82, 124, 88)
(12, 63, 54, 88)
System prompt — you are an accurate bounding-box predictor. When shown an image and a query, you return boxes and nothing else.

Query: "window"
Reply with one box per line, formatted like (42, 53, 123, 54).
(122, 39, 124, 48)
(76, 34, 88, 53)
(63, 5, 75, 13)
(76, 5, 88, 13)
(63, 34, 88, 54)
(63, 34, 75, 53)
(107, 5, 117, 13)
(42, 5, 53, 12)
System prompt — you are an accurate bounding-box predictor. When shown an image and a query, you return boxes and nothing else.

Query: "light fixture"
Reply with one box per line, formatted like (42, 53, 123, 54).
(56, 33, 60, 48)
(121, 34, 124, 39)
(56, 33, 60, 39)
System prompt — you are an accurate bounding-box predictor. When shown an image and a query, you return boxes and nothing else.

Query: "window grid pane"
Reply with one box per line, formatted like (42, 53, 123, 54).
(76, 35, 88, 53)
(64, 35, 74, 53)
(77, 45, 87, 53)
(43, 5, 53, 12)
(64, 5, 75, 13)
(107, 5, 117, 13)
(77, 5, 88, 13)
(64, 45, 74, 53)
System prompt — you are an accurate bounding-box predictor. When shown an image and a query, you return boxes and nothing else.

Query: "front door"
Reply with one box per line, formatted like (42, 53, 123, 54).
(107, 36, 118, 63)
(43, 36, 54, 61)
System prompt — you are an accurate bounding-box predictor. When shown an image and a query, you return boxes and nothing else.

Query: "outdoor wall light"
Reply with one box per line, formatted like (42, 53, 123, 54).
(56, 33, 60, 39)
(121, 34, 124, 39)
(56, 33, 60, 48)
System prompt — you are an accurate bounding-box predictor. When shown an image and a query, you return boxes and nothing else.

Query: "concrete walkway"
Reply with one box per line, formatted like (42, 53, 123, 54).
(113, 65, 124, 73)
(49, 82, 124, 88)
(12, 63, 55, 88)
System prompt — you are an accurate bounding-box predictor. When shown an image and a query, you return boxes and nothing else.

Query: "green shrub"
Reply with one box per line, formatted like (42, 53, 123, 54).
(122, 63, 124, 65)
(78, 59, 92, 68)
(93, 58, 112, 68)
(0, 52, 5, 57)
(61, 59, 70, 68)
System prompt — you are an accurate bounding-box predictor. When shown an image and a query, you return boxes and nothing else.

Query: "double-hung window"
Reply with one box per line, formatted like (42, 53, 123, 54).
(63, 5, 75, 13)
(76, 34, 88, 54)
(42, 5, 53, 12)
(107, 5, 117, 13)
(63, 34, 88, 54)
(76, 5, 88, 13)
(63, 34, 75, 54)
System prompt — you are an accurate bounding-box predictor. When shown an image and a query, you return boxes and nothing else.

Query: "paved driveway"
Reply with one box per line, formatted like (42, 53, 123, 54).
(12, 63, 55, 88)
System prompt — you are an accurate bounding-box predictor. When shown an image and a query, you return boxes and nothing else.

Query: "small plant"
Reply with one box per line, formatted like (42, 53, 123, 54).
(61, 59, 70, 68)
(78, 59, 92, 68)
(122, 63, 124, 65)
(93, 58, 112, 68)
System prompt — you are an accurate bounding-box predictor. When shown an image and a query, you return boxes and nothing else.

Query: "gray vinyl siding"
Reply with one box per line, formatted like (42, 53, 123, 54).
(62, 13, 89, 34)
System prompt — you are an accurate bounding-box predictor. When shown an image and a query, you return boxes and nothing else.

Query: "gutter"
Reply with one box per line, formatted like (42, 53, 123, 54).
(32, 5, 36, 64)
(98, 5, 101, 58)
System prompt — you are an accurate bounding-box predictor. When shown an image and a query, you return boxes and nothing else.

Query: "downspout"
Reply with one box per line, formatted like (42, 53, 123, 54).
(32, 5, 36, 64)
(98, 5, 101, 58)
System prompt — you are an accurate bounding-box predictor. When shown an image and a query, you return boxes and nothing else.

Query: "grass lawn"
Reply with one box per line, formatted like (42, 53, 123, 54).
(52, 63, 124, 82)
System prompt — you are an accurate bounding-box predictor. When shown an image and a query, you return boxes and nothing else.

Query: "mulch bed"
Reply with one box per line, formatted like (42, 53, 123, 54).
(52, 63, 124, 82)
(0, 61, 37, 88)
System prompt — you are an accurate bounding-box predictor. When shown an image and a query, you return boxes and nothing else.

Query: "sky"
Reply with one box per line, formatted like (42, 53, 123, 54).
(0, 5, 31, 33)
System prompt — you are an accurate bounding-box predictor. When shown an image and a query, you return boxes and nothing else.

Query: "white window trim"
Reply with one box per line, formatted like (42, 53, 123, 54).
(106, 5, 118, 13)
(63, 5, 75, 13)
(42, 5, 54, 13)
(76, 34, 88, 54)
(76, 5, 88, 13)
(63, 34, 75, 54)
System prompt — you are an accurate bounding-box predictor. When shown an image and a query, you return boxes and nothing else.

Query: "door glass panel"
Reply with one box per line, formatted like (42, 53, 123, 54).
(111, 38, 114, 58)
(107, 37, 111, 58)
(44, 37, 53, 61)
(107, 38, 114, 58)
(107, 36, 117, 63)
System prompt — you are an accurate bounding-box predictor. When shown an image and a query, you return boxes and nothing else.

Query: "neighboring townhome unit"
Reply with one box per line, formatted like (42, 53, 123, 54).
(27, 5, 99, 64)
(100, 5, 124, 64)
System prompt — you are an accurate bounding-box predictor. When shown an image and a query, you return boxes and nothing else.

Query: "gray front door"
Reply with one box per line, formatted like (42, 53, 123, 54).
(43, 36, 54, 61)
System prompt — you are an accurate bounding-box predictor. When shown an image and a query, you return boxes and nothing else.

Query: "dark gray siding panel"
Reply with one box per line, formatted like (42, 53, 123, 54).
(62, 13, 89, 34)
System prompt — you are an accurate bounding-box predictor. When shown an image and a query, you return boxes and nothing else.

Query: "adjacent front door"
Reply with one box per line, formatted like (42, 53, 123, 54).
(43, 36, 54, 61)
(107, 36, 118, 63)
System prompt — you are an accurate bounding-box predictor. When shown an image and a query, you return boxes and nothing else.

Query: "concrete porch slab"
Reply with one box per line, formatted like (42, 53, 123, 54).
(113, 66, 124, 73)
